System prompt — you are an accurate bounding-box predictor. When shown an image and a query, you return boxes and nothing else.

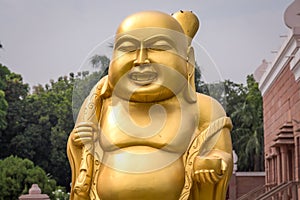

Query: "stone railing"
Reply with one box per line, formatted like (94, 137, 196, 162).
(237, 185, 266, 200)
(237, 181, 300, 200)
(256, 181, 299, 200)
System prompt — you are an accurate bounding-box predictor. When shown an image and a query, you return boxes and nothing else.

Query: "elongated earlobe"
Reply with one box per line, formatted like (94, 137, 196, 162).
(187, 46, 196, 90)
(184, 46, 197, 103)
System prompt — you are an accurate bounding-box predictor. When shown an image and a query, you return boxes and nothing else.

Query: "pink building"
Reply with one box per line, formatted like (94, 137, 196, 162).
(256, 0, 300, 198)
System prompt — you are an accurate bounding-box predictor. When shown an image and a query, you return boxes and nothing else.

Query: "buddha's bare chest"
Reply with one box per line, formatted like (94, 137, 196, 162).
(99, 98, 197, 153)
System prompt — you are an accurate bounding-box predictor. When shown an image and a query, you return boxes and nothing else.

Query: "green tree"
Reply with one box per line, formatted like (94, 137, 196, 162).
(231, 75, 264, 171)
(0, 90, 8, 130)
(0, 64, 29, 158)
(90, 54, 110, 71)
(0, 156, 56, 199)
(0, 65, 9, 130)
(52, 186, 70, 200)
(48, 75, 74, 188)
(0, 63, 111, 189)
(16, 75, 75, 188)
(0, 71, 73, 188)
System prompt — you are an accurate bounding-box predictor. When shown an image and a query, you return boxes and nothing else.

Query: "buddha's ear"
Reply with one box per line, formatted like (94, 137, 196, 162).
(187, 46, 195, 76)
(184, 46, 197, 103)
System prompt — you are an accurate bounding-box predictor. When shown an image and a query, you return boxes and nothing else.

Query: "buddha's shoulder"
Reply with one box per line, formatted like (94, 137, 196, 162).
(196, 93, 227, 130)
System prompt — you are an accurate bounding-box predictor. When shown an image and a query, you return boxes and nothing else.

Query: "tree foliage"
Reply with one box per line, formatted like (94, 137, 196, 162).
(0, 90, 8, 130)
(230, 75, 264, 171)
(0, 64, 29, 158)
(0, 64, 74, 189)
(0, 65, 9, 130)
(0, 155, 56, 200)
(0, 57, 109, 191)
(90, 54, 110, 71)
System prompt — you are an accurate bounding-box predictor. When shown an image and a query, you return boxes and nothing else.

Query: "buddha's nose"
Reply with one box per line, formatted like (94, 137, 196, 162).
(133, 47, 150, 66)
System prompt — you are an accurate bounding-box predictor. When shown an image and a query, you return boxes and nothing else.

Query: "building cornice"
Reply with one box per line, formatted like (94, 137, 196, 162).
(290, 29, 300, 81)
(259, 28, 300, 95)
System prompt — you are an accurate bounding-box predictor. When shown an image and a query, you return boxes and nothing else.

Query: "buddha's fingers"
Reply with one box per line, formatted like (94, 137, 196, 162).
(73, 132, 94, 146)
(76, 121, 98, 130)
(75, 126, 93, 133)
(210, 170, 223, 183)
(203, 170, 214, 184)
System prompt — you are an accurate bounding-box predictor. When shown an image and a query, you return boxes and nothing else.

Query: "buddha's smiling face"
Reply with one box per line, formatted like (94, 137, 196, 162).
(108, 11, 189, 102)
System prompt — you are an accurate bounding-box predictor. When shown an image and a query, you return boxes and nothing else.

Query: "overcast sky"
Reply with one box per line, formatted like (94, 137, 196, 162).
(0, 0, 293, 87)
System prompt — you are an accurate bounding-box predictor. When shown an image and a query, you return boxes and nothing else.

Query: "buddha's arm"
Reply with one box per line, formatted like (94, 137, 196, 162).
(67, 98, 97, 200)
(190, 94, 233, 200)
(193, 118, 233, 184)
(67, 77, 109, 200)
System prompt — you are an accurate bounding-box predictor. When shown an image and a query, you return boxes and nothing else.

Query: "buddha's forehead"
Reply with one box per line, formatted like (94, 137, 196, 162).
(114, 27, 187, 44)
(116, 11, 184, 35)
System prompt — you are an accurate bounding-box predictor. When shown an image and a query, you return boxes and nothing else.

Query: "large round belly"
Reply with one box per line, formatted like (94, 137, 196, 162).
(97, 148, 185, 200)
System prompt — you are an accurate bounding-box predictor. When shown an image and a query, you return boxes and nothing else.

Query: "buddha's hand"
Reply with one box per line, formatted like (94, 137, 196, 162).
(71, 122, 99, 147)
(193, 157, 227, 184)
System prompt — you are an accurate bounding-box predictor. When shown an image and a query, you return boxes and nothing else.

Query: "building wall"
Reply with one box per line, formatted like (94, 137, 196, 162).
(262, 61, 300, 186)
(263, 63, 300, 153)
(228, 172, 265, 200)
(236, 174, 265, 199)
(255, 0, 300, 198)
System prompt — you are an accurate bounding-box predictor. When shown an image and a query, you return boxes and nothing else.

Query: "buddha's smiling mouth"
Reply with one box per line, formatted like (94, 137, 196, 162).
(128, 68, 158, 85)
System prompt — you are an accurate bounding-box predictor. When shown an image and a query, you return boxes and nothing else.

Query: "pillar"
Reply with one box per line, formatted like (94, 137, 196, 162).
(281, 145, 288, 183)
(276, 147, 282, 184)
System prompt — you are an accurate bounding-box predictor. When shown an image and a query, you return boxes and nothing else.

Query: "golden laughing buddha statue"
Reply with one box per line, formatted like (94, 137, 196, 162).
(67, 10, 233, 200)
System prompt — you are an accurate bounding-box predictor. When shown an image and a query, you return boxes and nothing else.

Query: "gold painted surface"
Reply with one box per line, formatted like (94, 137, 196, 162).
(67, 10, 233, 200)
